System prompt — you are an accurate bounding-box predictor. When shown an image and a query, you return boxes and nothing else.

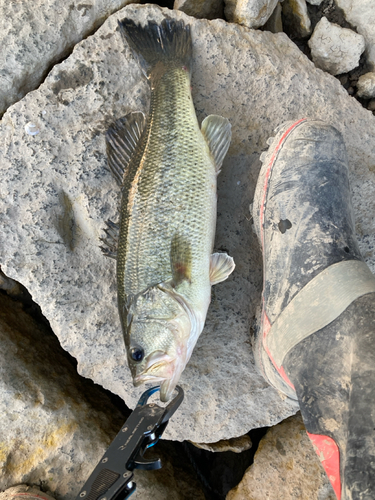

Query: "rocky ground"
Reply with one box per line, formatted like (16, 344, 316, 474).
(1, 0, 375, 498)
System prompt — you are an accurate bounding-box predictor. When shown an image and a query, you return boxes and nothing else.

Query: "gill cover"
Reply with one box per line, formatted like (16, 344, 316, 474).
(126, 285, 192, 400)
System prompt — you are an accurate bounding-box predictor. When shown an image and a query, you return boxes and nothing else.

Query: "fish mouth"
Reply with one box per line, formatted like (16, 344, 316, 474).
(133, 351, 186, 402)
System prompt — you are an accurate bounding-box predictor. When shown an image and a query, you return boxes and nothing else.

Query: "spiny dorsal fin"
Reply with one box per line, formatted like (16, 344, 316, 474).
(106, 111, 146, 186)
(100, 219, 119, 259)
(210, 253, 235, 285)
(201, 115, 232, 173)
(170, 234, 192, 287)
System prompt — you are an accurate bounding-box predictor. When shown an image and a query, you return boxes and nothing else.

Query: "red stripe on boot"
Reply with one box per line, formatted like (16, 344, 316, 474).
(307, 432, 341, 499)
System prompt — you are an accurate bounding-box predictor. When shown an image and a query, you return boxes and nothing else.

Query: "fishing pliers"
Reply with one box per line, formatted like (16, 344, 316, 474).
(76, 386, 184, 500)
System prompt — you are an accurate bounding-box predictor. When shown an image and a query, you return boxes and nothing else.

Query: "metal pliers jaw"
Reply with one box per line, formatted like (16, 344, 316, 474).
(76, 386, 184, 500)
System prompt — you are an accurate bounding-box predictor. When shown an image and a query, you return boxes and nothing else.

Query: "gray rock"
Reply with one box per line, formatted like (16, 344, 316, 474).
(356, 71, 375, 98)
(174, 0, 224, 20)
(308, 17, 365, 75)
(0, 0, 139, 117)
(224, 0, 279, 29)
(226, 414, 336, 500)
(1, 4, 375, 443)
(191, 435, 252, 453)
(282, 0, 311, 38)
(0, 486, 56, 500)
(262, 2, 283, 34)
(335, 0, 375, 71)
(306, 0, 323, 5)
(0, 291, 204, 499)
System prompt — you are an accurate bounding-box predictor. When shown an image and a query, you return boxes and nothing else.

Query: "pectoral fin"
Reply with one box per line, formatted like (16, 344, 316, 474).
(106, 111, 146, 186)
(201, 115, 232, 173)
(170, 234, 192, 286)
(210, 253, 235, 285)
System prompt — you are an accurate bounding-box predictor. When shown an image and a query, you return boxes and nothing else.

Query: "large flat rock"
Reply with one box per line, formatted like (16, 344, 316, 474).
(0, 292, 204, 499)
(0, 0, 139, 117)
(226, 414, 335, 500)
(1, 4, 375, 442)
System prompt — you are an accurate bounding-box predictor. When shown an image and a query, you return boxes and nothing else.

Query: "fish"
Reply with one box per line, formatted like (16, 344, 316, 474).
(102, 17, 235, 402)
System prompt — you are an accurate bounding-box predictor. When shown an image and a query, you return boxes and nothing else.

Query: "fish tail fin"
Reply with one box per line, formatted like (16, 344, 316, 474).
(118, 18, 192, 77)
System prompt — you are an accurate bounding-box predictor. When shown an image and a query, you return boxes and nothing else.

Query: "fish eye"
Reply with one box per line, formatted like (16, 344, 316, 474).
(129, 346, 144, 362)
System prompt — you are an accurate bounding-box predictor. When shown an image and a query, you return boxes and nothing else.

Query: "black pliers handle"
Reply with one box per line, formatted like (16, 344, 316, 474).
(76, 386, 184, 500)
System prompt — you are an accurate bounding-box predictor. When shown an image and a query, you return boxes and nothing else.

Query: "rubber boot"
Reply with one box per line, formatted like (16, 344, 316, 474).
(253, 118, 375, 500)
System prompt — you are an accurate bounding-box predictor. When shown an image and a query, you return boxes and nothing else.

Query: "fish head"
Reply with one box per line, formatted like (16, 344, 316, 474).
(125, 286, 193, 402)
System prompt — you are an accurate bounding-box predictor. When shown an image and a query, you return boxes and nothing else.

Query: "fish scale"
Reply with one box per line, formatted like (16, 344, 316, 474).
(104, 18, 234, 401)
(120, 66, 216, 305)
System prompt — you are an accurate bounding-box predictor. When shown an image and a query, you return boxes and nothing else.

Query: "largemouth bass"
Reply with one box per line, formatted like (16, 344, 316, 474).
(103, 18, 235, 401)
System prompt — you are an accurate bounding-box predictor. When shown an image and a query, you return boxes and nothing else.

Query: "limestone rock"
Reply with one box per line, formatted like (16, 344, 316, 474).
(308, 17, 365, 75)
(1, 4, 375, 443)
(0, 291, 204, 500)
(0, 486, 56, 500)
(0, 294, 121, 498)
(174, 0, 224, 20)
(0, 0, 139, 117)
(356, 71, 375, 98)
(306, 0, 322, 5)
(191, 435, 252, 453)
(262, 2, 283, 34)
(226, 414, 336, 500)
(282, 0, 311, 38)
(224, 0, 279, 29)
(335, 0, 375, 70)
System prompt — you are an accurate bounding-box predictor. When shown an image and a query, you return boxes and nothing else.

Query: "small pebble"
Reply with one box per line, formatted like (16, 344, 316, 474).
(368, 100, 375, 112)
(356, 72, 375, 99)
(348, 87, 355, 95)
(25, 122, 40, 136)
(339, 75, 348, 86)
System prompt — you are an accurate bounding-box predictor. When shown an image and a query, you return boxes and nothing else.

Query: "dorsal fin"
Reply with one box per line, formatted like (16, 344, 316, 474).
(105, 111, 146, 186)
(201, 115, 232, 173)
(100, 219, 119, 259)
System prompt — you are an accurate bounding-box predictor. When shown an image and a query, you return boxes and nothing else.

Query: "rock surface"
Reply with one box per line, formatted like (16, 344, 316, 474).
(226, 414, 336, 500)
(174, 0, 224, 19)
(335, 0, 375, 71)
(0, 0, 139, 117)
(224, 0, 279, 29)
(356, 71, 375, 98)
(1, 4, 375, 443)
(192, 435, 252, 453)
(282, 0, 311, 38)
(0, 291, 204, 499)
(0, 486, 56, 500)
(262, 2, 283, 33)
(308, 17, 365, 75)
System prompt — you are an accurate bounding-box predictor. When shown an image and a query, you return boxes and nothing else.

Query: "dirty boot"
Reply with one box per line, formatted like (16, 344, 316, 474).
(253, 118, 375, 500)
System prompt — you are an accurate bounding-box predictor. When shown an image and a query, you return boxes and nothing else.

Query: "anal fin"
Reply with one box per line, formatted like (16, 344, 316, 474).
(106, 111, 146, 186)
(201, 115, 232, 174)
(100, 219, 119, 259)
(210, 253, 235, 285)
